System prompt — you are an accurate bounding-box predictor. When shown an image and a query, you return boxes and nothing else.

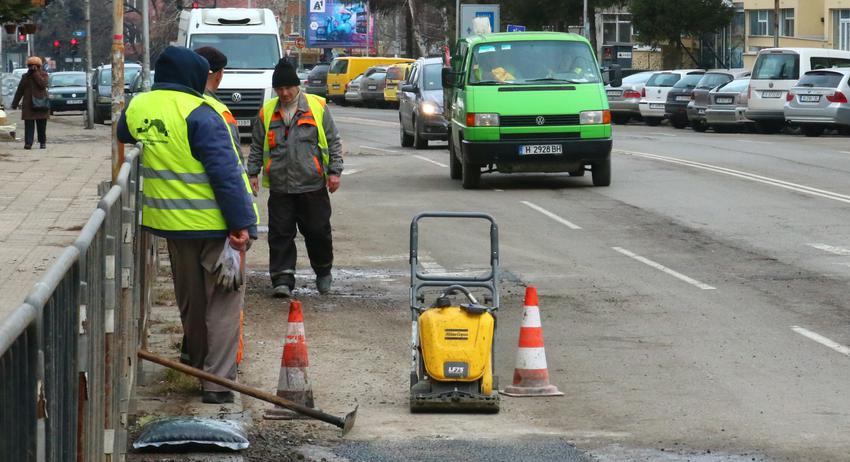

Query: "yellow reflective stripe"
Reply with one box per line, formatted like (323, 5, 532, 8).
(141, 167, 209, 184)
(141, 207, 229, 231)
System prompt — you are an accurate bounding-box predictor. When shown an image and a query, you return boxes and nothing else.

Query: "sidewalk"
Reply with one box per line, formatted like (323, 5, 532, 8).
(0, 110, 113, 323)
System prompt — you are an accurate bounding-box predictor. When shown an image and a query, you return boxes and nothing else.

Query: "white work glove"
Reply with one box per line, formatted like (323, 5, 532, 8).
(213, 238, 243, 291)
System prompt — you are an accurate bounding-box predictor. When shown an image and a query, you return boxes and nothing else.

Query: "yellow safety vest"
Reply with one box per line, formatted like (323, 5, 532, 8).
(126, 89, 258, 232)
(203, 93, 241, 155)
(260, 93, 329, 188)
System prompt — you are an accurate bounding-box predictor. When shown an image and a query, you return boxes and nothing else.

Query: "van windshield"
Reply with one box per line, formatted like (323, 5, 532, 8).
(752, 53, 799, 80)
(469, 40, 601, 85)
(188, 34, 279, 69)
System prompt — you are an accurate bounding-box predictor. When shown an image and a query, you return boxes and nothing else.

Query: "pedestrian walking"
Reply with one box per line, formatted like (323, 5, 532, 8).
(11, 56, 49, 149)
(194, 46, 240, 151)
(247, 58, 343, 298)
(116, 46, 259, 404)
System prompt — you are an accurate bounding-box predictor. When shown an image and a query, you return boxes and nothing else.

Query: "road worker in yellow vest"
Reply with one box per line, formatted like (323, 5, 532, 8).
(194, 46, 241, 156)
(116, 46, 258, 405)
(247, 59, 344, 298)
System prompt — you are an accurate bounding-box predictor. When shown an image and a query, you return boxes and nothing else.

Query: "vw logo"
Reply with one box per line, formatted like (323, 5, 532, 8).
(231, 92, 242, 103)
(768, 82, 774, 89)
(535, 116, 545, 126)
(71, 93, 76, 97)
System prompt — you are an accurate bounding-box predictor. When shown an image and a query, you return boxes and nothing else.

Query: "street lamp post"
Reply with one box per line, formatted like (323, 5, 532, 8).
(583, 0, 589, 38)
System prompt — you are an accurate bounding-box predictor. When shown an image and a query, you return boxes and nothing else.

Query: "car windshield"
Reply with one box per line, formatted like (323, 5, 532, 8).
(646, 73, 681, 87)
(797, 71, 845, 88)
(697, 73, 732, 90)
(50, 73, 86, 87)
(308, 64, 329, 79)
(469, 40, 601, 85)
(673, 74, 704, 89)
(622, 72, 653, 85)
(188, 34, 279, 69)
(752, 53, 799, 80)
(717, 79, 750, 93)
(99, 67, 141, 86)
(423, 64, 443, 90)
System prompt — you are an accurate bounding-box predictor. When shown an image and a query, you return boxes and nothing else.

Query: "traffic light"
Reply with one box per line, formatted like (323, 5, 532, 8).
(17, 33, 27, 44)
(53, 40, 61, 53)
(70, 38, 78, 55)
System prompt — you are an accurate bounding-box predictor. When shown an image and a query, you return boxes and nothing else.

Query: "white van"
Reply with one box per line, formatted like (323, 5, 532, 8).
(176, 8, 282, 138)
(746, 47, 850, 132)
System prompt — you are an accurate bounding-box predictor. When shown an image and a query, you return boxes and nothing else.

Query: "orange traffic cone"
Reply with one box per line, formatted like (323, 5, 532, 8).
(501, 286, 564, 397)
(264, 299, 315, 419)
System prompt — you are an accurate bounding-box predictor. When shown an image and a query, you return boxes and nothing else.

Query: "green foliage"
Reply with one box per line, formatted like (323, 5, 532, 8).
(0, 2, 40, 23)
(629, 0, 734, 45)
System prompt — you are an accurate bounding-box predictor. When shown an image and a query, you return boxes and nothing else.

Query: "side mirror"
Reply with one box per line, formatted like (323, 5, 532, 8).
(401, 84, 418, 94)
(441, 67, 457, 89)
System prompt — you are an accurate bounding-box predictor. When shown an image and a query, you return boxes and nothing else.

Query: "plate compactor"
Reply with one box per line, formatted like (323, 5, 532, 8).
(409, 212, 500, 413)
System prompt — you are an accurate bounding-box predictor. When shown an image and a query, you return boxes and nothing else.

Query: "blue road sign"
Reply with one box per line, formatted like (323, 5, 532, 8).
(506, 24, 526, 32)
(72, 30, 86, 37)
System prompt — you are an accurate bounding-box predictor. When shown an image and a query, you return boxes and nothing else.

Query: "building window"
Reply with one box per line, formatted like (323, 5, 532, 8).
(835, 10, 850, 51)
(602, 13, 632, 43)
(781, 9, 794, 37)
(749, 10, 774, 37)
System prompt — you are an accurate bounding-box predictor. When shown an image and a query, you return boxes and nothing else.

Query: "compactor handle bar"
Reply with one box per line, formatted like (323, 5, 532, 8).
(409, 212, 499, 311)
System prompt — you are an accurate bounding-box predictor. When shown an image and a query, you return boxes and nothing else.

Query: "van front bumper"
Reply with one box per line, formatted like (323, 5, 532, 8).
(462, 137, 611, 170)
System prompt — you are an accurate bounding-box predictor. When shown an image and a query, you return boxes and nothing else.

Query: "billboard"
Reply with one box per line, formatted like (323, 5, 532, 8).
(306, 0, 373, 49)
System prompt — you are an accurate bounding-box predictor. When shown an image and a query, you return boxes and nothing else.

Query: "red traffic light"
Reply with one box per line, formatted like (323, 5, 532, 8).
(53, 40, 60, 48)
(18, 34, 26, 43)
(191, 1, 199, 7)
(70, 38, 78, 46)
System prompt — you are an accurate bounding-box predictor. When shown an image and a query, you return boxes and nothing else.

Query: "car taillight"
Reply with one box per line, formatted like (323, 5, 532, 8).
(623, 90, 641, 99)
(786, 92, 794, 102)
(827, 91, 848, 103)
(641, 88, 646, 98)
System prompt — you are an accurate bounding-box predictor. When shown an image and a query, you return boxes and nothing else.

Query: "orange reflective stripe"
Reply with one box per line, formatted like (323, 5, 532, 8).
(297, 117, 318, 127)
(312, 156, 322, 177)
(267, 129, 276, 149)
(222, 111, 237, 126)
(264, 157, 272, 175)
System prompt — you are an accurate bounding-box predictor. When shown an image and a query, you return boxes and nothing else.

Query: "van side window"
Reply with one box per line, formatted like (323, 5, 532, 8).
(810, 57, 850, 70)
(329, 59, 348, 74)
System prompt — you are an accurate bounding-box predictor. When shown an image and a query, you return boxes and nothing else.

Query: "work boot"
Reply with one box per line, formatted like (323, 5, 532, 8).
(272, 285, 291, 298)
(201, 390, 234, 404)
(316, 274, 332, 295)
(39, 142, 45, 149)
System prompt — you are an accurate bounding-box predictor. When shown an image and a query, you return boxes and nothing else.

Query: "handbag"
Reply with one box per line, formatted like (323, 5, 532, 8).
(31, 95, 49, 110)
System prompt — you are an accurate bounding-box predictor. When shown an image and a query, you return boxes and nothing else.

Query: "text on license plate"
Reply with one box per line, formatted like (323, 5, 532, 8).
(519, 144, 562, 155)
(312, 80, 322, 84)
(650, 103, 665, 109)
(368, 85, 377, 90)
(799, 95, 821, 102)
(715, 97, 733, 104)
(675, 95, 691, 102)
(67, 99, 83, 104)
(761, 90, 783, 98)
(606, 90, 621, 97)
(236, 119, 251, 127)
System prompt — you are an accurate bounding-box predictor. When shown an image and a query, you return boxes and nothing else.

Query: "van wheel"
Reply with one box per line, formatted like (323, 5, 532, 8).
(400, 123, 414, 147)
(449, 136, 461, 180)
(461, 158, 480, 189)
(802, 125, 825, 137)
(645, 117, 662, 126)
(592, 158, 611, 187)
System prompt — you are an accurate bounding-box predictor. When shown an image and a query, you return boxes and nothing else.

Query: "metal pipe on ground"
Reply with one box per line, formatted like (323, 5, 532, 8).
(137, 349, 357, 435)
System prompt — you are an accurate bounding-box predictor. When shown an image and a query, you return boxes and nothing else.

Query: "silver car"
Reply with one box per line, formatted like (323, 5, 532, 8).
(687, 69, 750, 132)
(784, 68, 850, 137)
(398, 57, 448, 149)
(606, 71, 654, 125)
(344, 74, 365, 106)
(704, 78, 753, 132)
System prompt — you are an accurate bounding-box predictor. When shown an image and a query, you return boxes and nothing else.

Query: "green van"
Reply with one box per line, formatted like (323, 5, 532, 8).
(442, 32, 620, 189)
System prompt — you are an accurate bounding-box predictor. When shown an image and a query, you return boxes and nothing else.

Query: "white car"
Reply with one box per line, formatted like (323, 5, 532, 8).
(784, 68, 850, 137)
(638, 69, 704, 126)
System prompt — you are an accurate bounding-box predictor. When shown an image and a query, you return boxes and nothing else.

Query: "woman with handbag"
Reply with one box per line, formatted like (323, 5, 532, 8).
(12, 56, 49, 149)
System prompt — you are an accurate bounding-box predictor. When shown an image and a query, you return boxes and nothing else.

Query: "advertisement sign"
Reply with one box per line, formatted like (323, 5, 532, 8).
(459, 4, 500, 38)
(306, 0, 373, 48)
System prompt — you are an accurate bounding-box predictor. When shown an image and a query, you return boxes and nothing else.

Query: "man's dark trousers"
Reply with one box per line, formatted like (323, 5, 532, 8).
(268, 188, 333, 289)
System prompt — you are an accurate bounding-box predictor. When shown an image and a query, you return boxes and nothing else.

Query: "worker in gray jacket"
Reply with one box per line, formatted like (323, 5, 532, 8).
(247, 59, 343, 298)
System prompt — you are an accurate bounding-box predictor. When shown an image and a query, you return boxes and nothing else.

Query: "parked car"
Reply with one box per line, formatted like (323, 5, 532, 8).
(784, 68, 850, 137)
(359, 66, 389, 107)
(125, 70, 154, 106)
(687, 69, 750, 132)
(344, 74, 365, 106)
(48, 71, 87, 113)
(326, 56, 414, 105)
(384, 62, 412, 107)
(639, 70, 703, 126)
(399, 57, 448, 149)
(304, 62, 330, 97)
(704, 78, 753, 132)
(747, 47, 850, 133)
(92, 63, 142, 124)
(664, 72, 706, 129)
(606, 71, 654, 125)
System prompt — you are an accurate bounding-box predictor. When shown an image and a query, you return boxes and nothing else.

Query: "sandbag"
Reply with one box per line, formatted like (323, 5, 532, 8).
(133, 417, 249, 451)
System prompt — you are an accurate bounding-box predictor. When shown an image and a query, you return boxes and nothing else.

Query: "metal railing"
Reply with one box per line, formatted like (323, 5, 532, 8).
(0, 143, 156, 461)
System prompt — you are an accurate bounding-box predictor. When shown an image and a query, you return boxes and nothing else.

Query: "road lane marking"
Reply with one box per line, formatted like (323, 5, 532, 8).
(647, 132, 677, 137)
(792, 326, 850, 356)
(807, 243, 850, 256)
(360, 145, 402, 154)
(341, 169, 360, 175)
(612, 246, 716, 290)
(521, 201, 582, 230)
(413, 155, 448, 168)
(335, 116, 398, 128)
(617, 149, 850, 205)
(840, 151, 850, 155)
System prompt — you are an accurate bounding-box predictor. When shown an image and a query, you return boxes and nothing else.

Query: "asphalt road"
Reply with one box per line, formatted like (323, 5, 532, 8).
(241, 105, 850, 462)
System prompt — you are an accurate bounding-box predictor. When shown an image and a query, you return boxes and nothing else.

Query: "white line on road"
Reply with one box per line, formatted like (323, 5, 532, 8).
(612, 246, 716, 290)
(647, 132, 677, 137)
(617, 149, 850, 205)
(792, 326, 850, 356)
(413, 155, 448, 168)
(335, 116, 398, 128)
(341, 169, 360, 175)
(735, 139, 772, 144)
(807, 243, 850, 256)
(360, 145, 401, 154)
(840, 151, 850, 155)
(521, 201, 582, 230)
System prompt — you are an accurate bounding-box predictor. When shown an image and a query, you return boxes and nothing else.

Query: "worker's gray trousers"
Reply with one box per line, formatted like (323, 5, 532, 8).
(167, 238, 242, 392)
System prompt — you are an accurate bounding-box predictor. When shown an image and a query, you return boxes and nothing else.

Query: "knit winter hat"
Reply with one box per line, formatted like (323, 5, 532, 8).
(272, 59, 300, 88)
(194, 46, 227, 73)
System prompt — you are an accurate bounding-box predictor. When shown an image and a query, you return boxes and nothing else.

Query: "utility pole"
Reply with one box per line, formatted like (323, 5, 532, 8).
(142, 0, 151, 92)
(455, 0, 460, 40)
(84, 0, 93, 128)
(583, 0, 589, 38)
(773, 0, 779, 47)
(111, 0, 125, 182)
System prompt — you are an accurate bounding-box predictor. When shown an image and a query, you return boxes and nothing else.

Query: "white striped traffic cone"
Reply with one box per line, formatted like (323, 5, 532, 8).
(264, 299, 315, 419)
(501, 286, 564, 397)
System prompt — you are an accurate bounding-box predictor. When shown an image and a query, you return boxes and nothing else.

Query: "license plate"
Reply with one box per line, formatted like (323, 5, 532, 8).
(368, 85, 377, 90)
(236, 119, 251, 127)
(799, 94, 821, 102)
(715, 97, 733, 104)
(518, 144, 562, 155)
(650, 103, 665, 109)
(332, 84, 340, 89)
(606, 90, 622, 97)
(761, 90, 783, 98)
(312, 80, 322, 84)
(67, 99, 83, 104)
(675, 95, 691, 102)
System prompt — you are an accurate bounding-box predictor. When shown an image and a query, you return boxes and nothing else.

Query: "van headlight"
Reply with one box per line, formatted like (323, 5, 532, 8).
(421, 101, 441, 115)
(580, 110, 611, 125)
(467, 113, 499, 127)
